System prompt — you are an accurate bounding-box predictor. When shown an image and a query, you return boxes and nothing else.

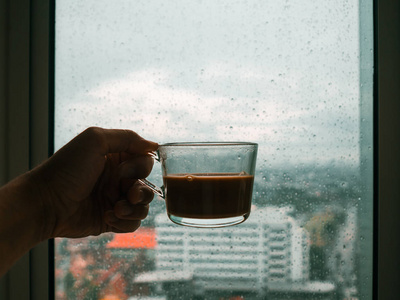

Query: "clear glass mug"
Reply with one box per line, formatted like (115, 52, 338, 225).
(139, 142, 258, 228)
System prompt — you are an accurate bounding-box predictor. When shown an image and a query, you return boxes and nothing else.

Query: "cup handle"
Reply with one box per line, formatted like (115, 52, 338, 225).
(137, 151, 165, 198)
(138, 178, 164, 198)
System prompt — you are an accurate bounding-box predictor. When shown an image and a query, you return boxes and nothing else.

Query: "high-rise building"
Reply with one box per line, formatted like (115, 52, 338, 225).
(152, 207, 310, 294)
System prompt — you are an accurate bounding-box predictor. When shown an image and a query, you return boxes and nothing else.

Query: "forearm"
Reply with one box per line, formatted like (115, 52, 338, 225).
(0, 127, 158, 276)
(0, 172, 47, 277)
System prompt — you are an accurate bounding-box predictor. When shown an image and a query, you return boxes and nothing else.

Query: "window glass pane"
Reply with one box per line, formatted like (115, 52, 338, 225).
(55, 0, 373, 299)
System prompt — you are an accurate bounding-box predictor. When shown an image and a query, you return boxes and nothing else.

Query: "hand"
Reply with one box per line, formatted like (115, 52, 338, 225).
(31, 127, 158, 239)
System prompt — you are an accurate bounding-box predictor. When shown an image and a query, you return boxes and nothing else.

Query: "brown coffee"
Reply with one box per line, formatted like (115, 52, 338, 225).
(163, 173, 254, 219)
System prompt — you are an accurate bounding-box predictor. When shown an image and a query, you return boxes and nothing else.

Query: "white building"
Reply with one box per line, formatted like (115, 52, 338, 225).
(148, 206, 310, 294)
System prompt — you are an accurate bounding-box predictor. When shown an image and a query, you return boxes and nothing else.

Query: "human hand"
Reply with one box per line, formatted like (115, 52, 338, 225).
(31, 127, 158, 239)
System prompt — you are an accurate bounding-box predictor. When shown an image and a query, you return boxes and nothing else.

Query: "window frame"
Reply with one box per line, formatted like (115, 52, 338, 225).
(0, 0, 399, 299)
(0, 0, 54, 299)
(374, 0, 400, 299)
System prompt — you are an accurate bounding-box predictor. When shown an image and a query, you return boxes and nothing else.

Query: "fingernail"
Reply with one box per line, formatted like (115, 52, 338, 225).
(148, 141, 159, 149)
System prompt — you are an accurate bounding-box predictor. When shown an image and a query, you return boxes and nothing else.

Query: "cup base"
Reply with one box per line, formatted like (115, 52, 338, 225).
(168, 213, 250, 228)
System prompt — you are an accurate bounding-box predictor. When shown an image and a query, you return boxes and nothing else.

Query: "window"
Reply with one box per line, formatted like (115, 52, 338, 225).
(1, 0, 399, 299)
(53, 1, 374, 299)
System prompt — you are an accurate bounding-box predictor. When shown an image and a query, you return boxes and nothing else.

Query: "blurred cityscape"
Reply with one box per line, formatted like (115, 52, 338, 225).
(55, 164, 361, 300)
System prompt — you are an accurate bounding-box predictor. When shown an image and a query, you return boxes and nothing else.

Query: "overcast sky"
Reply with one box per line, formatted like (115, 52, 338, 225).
(55, 0, 363, 168)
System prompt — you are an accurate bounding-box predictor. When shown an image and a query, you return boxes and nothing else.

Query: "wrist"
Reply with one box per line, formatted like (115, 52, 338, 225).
(0, 170, 54, 242)
(0, 171, 52, 275)
(25, 167, 58, 241)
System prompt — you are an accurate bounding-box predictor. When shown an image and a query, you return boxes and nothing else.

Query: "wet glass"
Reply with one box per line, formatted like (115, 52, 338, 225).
(55, 0, 374, 299)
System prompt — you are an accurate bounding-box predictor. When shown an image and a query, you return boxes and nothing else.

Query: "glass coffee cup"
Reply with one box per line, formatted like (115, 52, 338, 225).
(139, 142, 258, 228)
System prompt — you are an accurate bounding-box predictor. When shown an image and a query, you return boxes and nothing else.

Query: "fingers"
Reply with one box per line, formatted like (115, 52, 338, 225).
(105, 182, 154, 234)
(127, 182, 154, 205)
(104, 197, 150, 233)
(104, 211, 141, 233)
(118, 155, 154, 180)
(82, 127, 158, 155)
(114, 200, 150, 219)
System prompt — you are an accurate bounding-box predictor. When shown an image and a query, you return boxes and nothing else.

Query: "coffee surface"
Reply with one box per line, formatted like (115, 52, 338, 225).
(163, 173, 254, 219)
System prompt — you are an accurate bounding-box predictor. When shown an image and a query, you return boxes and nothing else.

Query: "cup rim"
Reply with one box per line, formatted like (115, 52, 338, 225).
(159, 142, 258, 147)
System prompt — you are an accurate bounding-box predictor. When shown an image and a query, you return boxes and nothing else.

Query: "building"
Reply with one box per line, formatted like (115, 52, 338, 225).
(135, 207, 334, 298)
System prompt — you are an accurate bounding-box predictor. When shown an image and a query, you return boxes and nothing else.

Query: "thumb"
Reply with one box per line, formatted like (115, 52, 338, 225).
(80, 127, 159, 155)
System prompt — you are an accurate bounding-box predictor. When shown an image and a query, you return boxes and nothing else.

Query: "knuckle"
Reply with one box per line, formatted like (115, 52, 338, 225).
(83, 127, 107, 148)
(84, 126, 103, 136)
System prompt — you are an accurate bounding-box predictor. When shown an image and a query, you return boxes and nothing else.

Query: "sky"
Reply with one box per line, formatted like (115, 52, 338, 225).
(55, 0, 365, 168)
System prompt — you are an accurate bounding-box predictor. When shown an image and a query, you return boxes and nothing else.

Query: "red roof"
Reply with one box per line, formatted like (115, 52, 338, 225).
(107, 227, 157, 249)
